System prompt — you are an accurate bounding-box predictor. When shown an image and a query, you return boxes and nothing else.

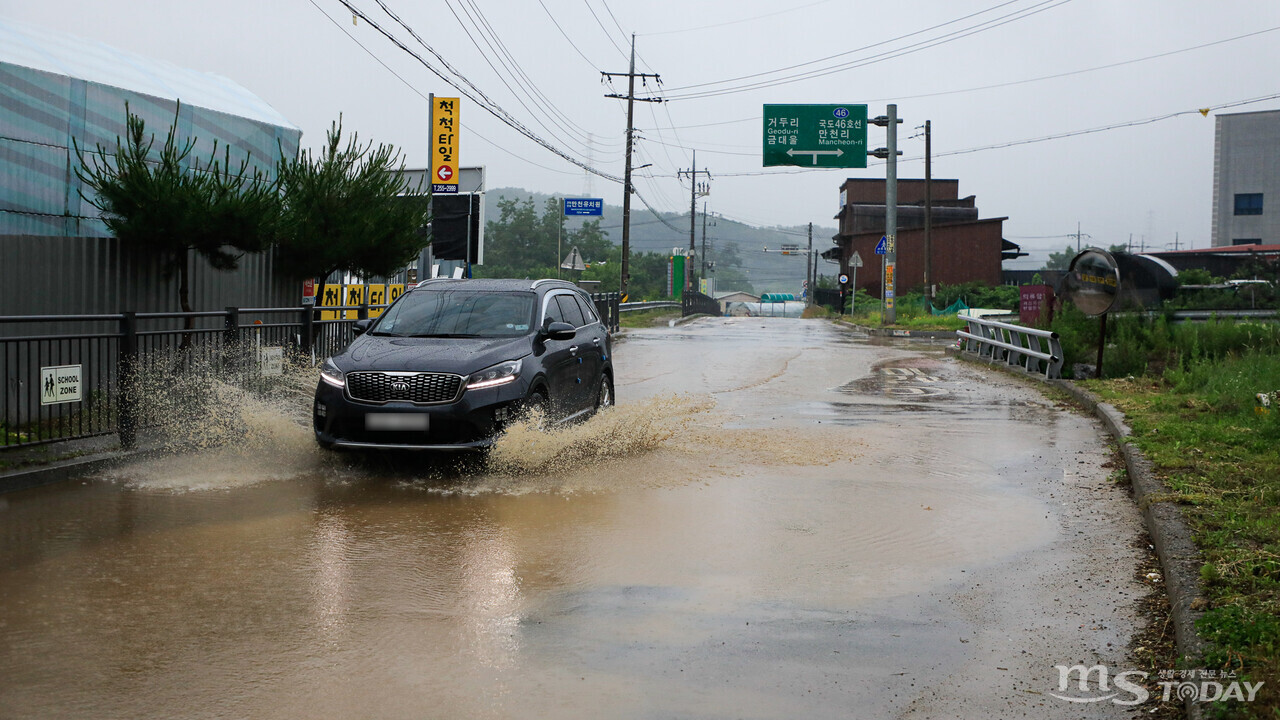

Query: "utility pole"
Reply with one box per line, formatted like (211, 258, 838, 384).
(807, 222, 813, 305)
(603, 34, 661, 300)
(677, 150, 710, 295)
(700, 201, 708, 278)
(871, 105, 903, 324)
(923, 120, 933, 307)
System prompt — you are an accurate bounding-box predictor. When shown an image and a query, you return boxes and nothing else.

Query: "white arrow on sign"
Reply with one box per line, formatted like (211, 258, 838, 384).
(786, 147, 844, 165)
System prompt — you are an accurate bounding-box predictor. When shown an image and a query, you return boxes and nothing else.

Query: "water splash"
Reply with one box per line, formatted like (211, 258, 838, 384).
(102, 351, 331, 491)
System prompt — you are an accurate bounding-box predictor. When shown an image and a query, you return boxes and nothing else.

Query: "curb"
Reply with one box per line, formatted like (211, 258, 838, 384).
(833, 319, 957, 339)
(949, 347, 1208, 719)
(0, 450, 144, 495)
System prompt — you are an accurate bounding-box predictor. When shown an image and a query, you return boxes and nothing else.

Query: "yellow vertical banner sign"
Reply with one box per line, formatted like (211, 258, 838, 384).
(318, 284, 343, 321)
(388, 284, 406, 304)
(430, 97, 460, 194)
(366, 284, 387, 317)
(345, 285, 365, 320)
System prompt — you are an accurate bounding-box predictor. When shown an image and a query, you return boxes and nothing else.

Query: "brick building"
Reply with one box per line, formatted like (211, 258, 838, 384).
(822, 178, 1022, 297)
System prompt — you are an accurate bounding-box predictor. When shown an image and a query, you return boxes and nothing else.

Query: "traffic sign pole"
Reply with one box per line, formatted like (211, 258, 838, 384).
(884, 103, 898, 325)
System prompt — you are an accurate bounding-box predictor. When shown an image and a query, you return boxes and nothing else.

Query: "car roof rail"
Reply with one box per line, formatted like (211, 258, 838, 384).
(530, 278, 572, 290)
(415, 278, 462, 288)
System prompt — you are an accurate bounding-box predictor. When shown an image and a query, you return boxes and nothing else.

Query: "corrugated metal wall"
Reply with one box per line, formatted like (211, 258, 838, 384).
(0, 234, 297, 320)
(1, 60, 301, 237)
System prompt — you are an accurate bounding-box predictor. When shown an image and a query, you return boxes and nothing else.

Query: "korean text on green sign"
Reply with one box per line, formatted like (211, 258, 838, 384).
(763, 104, 868, 169)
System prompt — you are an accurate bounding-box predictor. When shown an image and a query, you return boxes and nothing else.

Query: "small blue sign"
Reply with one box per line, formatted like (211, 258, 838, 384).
(875, 236, 887, 255)
(563, 198, 604, 216)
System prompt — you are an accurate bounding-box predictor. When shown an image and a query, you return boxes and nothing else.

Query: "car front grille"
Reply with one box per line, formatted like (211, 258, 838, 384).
(346, 372, 464, 405)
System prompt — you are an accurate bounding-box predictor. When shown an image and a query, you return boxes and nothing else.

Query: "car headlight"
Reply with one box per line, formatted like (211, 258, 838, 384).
(466, 358, 523, 390)
(319, 359, 346, 388)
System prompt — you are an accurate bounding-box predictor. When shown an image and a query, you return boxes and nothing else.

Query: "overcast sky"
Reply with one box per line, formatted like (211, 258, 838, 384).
(8, 0, 1280, 268)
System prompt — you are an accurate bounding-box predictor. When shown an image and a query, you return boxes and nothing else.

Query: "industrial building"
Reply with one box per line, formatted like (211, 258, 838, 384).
(1211, 109, 1280, 248)
(822, 178, 1023, 298)
(0, 19, 302, 314)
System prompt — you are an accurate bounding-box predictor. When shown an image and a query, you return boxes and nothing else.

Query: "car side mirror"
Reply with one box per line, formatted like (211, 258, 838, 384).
(541, 321, 576, 341)
(353, 318, 373, 335)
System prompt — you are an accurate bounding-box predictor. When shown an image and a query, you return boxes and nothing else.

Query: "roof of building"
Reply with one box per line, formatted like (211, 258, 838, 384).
(1150, 244, 1280, 255)
(714, 291, 760, 301)
(0, 19, 298, 130)
(836, 216, 1010, 239)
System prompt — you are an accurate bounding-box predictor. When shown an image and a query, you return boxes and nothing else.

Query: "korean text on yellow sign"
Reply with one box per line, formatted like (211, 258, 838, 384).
(431, 97, 460, 192)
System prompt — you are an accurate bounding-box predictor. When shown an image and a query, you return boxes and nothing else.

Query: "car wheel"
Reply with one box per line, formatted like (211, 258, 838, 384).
(516, 388, 549, 424)
(595, 373, 614, 411)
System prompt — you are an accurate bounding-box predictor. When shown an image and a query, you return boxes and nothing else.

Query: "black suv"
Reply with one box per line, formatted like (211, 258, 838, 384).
(313, 278, 614, 450)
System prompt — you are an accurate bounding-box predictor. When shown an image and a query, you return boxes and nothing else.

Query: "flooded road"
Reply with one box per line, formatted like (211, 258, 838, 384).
(0, 318, 1149, 719)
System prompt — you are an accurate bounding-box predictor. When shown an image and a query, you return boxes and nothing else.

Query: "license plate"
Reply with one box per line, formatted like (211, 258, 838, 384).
(365, 413, 429, 431)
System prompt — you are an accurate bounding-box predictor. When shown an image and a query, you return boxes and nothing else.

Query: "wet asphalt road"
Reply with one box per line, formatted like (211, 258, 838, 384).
(0, 318, 1149, 719)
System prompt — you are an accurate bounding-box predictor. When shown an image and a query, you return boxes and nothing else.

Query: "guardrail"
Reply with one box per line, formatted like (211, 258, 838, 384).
(619, 301, 680, 312)
(956, 315, 1063, 379)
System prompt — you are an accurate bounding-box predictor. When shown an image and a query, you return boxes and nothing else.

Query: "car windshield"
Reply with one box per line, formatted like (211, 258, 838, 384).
(372, 289, 536, 338)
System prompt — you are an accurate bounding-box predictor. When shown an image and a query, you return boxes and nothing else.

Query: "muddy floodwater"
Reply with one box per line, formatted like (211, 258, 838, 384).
(0, 318, 1149, 719)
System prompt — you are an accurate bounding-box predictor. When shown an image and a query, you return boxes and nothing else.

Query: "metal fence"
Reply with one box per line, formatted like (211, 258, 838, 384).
(813, 288, 848, 314)
(590, 292, 621, 333)
(681, 291, 722, 317)
(2, 290, 623, 451)
(956, 315, 1064, 379)
(0, 306, 363, 451)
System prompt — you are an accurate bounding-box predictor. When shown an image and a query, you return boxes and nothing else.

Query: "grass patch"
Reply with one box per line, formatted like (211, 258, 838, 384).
(843, 307, 968, 331)
(1088, 351, 1280, 716)
(618, 307, 681, 328)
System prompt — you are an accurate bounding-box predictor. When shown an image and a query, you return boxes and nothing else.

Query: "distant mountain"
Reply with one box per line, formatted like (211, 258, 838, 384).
(482, 187, 840, 294)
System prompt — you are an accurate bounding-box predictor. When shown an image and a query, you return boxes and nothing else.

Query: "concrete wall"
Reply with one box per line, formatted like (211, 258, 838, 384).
(1212, 110, 1280, 247)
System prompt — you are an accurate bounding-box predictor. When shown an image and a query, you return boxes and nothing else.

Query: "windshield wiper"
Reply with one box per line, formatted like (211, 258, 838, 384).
(369, 331, 403, 337)
(408, 333, 482, 338)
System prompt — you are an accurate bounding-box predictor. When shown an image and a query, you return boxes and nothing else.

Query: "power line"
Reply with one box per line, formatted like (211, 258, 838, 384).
(701, 92, 1280, 176)
(663, 0, 1061, 98)
(535, 0, 601, 69)
(581, 0, 629, 60)
(874, 24, 1280, 104)
(442, 0, 622, 156)
(334, 0, 623, 183)
(933, 92, 1280, 159)
(644, 24, 1280, 129)
(307, 0, 581, 175)
(639, 0, 838, 37)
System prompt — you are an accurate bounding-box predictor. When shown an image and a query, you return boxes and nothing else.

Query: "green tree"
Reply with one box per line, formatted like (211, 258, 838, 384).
(568, 218, 612, 264)
(75, 102, 280, 315)
(1043, 245, 1076, 271)
(275, 119, 431, 281)
(477, 196, 552, 276)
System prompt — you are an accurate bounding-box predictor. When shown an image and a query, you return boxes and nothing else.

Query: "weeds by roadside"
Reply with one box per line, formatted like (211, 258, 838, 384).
(1087, 350, 1280, 718)
(618, 308, 681, 328)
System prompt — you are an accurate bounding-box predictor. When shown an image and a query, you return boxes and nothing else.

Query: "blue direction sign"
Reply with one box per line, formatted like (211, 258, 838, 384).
(563, 198, 604, 216)
(875, 236, 887, 255)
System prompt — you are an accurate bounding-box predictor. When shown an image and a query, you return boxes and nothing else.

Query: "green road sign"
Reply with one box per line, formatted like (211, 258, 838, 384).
(763, 104, 867, 168)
